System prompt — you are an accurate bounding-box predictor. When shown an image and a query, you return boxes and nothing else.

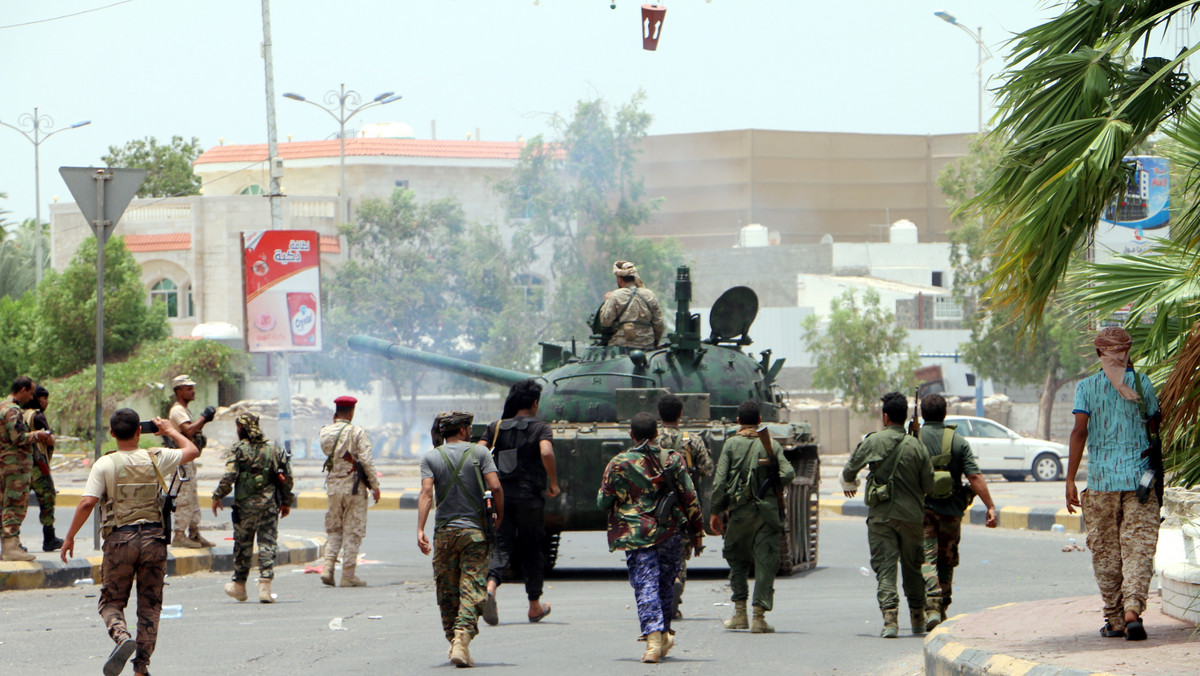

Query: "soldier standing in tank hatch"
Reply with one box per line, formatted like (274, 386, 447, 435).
(599, 260, 665, 349)
(22, 385, 63, 551)
(418, 411, 504, 668)
(656, 392, 712, 619)
(319, 395, 380, 587)
(841, 391, 934, 638)
(709, 400, 794, 634)
(166, 374, 216, 548)
(480, 378, 559, 626)
(212, 413, 294, 603)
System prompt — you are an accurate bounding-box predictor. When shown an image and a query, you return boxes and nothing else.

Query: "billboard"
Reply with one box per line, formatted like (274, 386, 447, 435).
(242, 230, 322, 352)
(1095, 155, 1169, 264)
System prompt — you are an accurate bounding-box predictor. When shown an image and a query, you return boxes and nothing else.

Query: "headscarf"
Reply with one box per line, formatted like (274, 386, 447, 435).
(434, 411, 474, 436)
(236, 412, 267, 444)
(1094, 327, 1140, 402)
(612, 260, 645, 288)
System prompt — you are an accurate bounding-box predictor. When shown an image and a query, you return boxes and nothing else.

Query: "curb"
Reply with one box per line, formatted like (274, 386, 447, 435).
(0, 536, 325, 591)
(819, 496, 1085, 532)
(924, 616, 1120, 676)
(46, 489, 420, 511)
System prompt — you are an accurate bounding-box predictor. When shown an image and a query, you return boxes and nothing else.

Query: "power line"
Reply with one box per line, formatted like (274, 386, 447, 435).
(0, 0, 136, 31)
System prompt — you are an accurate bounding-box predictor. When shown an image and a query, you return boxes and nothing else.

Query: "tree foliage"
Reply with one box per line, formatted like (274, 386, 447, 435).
(495, 92, 684, 341)
(800, 289, 920, 412)
(0, 194, 48, 301)
(101, 135, 203, 198)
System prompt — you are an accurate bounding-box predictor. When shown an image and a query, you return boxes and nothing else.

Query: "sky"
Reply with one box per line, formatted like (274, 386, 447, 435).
(0, 1, 1095, 225)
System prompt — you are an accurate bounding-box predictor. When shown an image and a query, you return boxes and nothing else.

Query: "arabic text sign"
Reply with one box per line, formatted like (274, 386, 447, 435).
(242, 230, 322, 352)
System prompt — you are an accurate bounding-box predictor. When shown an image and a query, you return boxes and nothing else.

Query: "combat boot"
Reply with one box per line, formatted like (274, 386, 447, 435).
(880, 608, 899, 638)
(450, 628, 474, 667)
(224, 580, 248, 602)
(641, 631, 663, 663)
(723, 600, 749, 630)
(751, 605, 775, 633)
(925, 608, 943, 632)
(340, 565, 367, 587)
(189, 526, 215, 548)
(258, 578, 274, 603)
(320, 559, 336, 587)
(172, 531, 202, 548)
(910, 607, 926, 635)
(1, 536, 35, 562)
(42, 525, 63, 552)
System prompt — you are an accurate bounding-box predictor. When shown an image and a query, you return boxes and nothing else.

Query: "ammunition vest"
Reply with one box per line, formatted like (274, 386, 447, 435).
(101, 450, 166, 538)
(234, 441, 276, 502)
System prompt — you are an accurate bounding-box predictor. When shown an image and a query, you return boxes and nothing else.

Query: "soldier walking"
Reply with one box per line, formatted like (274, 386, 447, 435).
(166, 374, 216, 548)
(917, 393, 997, 630)
(417, 411, 503, 668)
(22, 385, 63, 552)
(598, 260, 665, 349)
(319, 395, 380, 587)
(212, 413, 294, 603)
(708, 400, 794, 633)
(598, 412, 704, 663)
(1, 376, 52, 561)
(481, 378, 560, 626)
(841, 391, 934, 638)
(656, 392, 713, 619)
(60, 409, 199, 676)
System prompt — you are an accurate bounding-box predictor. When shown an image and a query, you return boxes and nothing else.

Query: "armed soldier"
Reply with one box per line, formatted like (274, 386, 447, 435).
(22, 384, 62, 551)
(212, 413, 294, 603)
(709, 400, 794, 634)
(166, 374, 216, 548)
(598, 260, 665, 349)
(841, 391, 934, 638)
(917, 393, 997, 631)
(60, 409, 199, 676)
(417, 411, 503, 668)
(319, 395, 380, 587)
(2, 376, 52, 561)
(656, 392, 713, 619)
(481, 378, 559, 626)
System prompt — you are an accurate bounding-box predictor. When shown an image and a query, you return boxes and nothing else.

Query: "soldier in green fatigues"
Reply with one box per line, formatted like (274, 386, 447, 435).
(841, 391, 934, 638)
(212, 413, 294, 604)
(709, 401, 795, 634)
(657, 393, 713, 620)
(917, 394, 997, 631)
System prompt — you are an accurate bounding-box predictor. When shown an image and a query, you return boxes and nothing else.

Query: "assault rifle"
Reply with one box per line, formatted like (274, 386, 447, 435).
(754, 425, 787, 523)
(908, 387, 921, 438)
(347, 449, 370, 496)
(482, 489, 498, 547)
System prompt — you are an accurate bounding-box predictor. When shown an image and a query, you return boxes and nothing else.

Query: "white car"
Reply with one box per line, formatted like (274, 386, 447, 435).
(942, 415, 1070, 482)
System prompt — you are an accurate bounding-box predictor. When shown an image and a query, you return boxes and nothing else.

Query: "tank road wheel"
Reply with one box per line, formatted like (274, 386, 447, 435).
(777, 452, 821, 576)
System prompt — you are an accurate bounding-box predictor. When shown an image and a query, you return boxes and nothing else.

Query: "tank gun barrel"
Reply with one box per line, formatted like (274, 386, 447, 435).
(348, 335, 536, 387)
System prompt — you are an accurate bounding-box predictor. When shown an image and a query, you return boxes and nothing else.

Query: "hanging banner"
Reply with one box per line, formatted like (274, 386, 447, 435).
(1095, 155, 1170, 265)
(242, 230, 322, 352)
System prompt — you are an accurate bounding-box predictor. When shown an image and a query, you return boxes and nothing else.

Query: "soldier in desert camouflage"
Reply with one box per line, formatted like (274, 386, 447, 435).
(598, 260, 665, 349)
(319, 395, 380, 587)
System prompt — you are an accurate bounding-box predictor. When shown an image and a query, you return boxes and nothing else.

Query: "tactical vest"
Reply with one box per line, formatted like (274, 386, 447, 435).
(929, 425, 958, 500)
(234, 441, 276, 502)
(100, 450, 166, 538)
(490, 417, 546, 489)
(723, 434, 763, 510)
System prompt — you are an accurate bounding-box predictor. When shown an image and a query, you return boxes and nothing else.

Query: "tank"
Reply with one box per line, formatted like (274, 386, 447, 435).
(348, 266, 821, 575)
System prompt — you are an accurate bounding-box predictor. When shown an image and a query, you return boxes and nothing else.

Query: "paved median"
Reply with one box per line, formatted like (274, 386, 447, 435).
(819, 495, 1084, 532)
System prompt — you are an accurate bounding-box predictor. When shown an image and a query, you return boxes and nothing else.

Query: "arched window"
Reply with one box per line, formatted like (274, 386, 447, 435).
(151, 279, 179, 318)
(240, 184, 266, 196)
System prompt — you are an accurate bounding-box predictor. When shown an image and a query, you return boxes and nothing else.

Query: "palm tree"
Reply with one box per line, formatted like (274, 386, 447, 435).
(0, 195, 42, 300)
(973, 2, 1200, 484)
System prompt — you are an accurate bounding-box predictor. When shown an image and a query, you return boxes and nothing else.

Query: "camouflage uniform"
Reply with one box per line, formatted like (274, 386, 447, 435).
(710, 427, 795, 612)
(599, 286, 666, 349)
(597, 442, 704, 637)
(212, 422, 293, 584)
(23, 408, 55, 528)
(1, 396, 35, 542)
(918, 422, 978, 617)
(320, 419, 378, 581)
(168, 401, 202, 539)
(433, 527, 491, 641)
(657, 425, 713, 614)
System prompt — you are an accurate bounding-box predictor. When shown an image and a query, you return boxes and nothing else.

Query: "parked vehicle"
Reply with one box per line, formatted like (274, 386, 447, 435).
(943, 415, 1070, 482)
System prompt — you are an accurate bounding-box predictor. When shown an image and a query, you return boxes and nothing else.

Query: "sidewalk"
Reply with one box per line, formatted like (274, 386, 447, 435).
(925, 596, 1198, 676)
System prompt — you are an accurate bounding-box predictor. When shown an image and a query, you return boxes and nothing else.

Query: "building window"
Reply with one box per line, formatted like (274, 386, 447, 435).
(394, 179, 410, 189)
(151, 279, 179, 318)
(185, 285, 194, 318)
(933, 296, 963, 321)
(931, 271, 943, 287)
(515, 273, 545, 311)
(240, 184, 266, 195)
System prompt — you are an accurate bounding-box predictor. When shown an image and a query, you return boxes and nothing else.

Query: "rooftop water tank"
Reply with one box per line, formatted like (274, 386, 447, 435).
(738, 223, 770, 247)
(889, 219, 918, 244)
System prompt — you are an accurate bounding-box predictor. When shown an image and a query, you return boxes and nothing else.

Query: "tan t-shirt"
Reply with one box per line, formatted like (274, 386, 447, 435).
(83, 448, 185, 524)
(169, 402, 191, 434)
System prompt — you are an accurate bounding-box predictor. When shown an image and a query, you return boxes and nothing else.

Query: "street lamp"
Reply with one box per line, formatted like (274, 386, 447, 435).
(934, 10, 994, 134)
(283, 84, 401, 222)
(0, 108, 91, 283)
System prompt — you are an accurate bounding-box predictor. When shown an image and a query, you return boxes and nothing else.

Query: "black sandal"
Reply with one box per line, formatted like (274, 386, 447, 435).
(1100, 621, 1125, 638)
(1124, 618, 1147, 641)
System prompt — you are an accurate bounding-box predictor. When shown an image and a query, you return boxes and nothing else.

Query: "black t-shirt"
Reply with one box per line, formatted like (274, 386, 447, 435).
(484, 416, 553, 500)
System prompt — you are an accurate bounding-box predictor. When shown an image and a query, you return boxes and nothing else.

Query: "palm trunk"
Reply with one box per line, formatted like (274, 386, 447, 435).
(1036, 353, 1060, 441)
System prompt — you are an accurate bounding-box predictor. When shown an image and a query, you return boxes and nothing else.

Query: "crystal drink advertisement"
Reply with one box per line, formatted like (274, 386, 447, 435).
(242, 230, 322, 352)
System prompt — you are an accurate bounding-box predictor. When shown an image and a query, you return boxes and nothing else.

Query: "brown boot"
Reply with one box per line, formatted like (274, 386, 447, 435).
(190, 528, 215, 548)
(224, 580, 247, 602)
(910, 607, 926, 634)
(641, 631, 663, 663)
(340, 565, 366, 587)
(450, 628, 474, 667)
(320, 558, 336, 586)
(172, 531, 202, 548)
(258, 578, 274, 603)
(751, 605, 775, 633)
(660, 630, 675, 657)
(723, 600, 749, 630)
(881, 608, 899, 638)
(925, 608, 943, 632)
(1, 537, 35, 562)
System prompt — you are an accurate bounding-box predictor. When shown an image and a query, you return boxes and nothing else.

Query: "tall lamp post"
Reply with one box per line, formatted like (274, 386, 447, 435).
(0, 108, 91, 283)
(934, 10, 993, 133)
(283, 85, 401, 222)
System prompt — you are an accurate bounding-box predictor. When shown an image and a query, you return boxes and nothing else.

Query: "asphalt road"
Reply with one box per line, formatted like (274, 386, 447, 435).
(0, 506, 1100, 676)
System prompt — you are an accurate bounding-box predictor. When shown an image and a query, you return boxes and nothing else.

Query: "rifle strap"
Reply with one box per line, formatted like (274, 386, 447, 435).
(434, 445, 485, 530)
(872, 434, 907, 487)
(613, 288, 649, 326)
(323, 422, 350, 473)
(931, 427, 954, 468)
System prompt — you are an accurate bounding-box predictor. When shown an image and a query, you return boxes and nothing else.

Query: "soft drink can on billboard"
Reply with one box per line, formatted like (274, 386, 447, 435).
(287, 292, 317, 346)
